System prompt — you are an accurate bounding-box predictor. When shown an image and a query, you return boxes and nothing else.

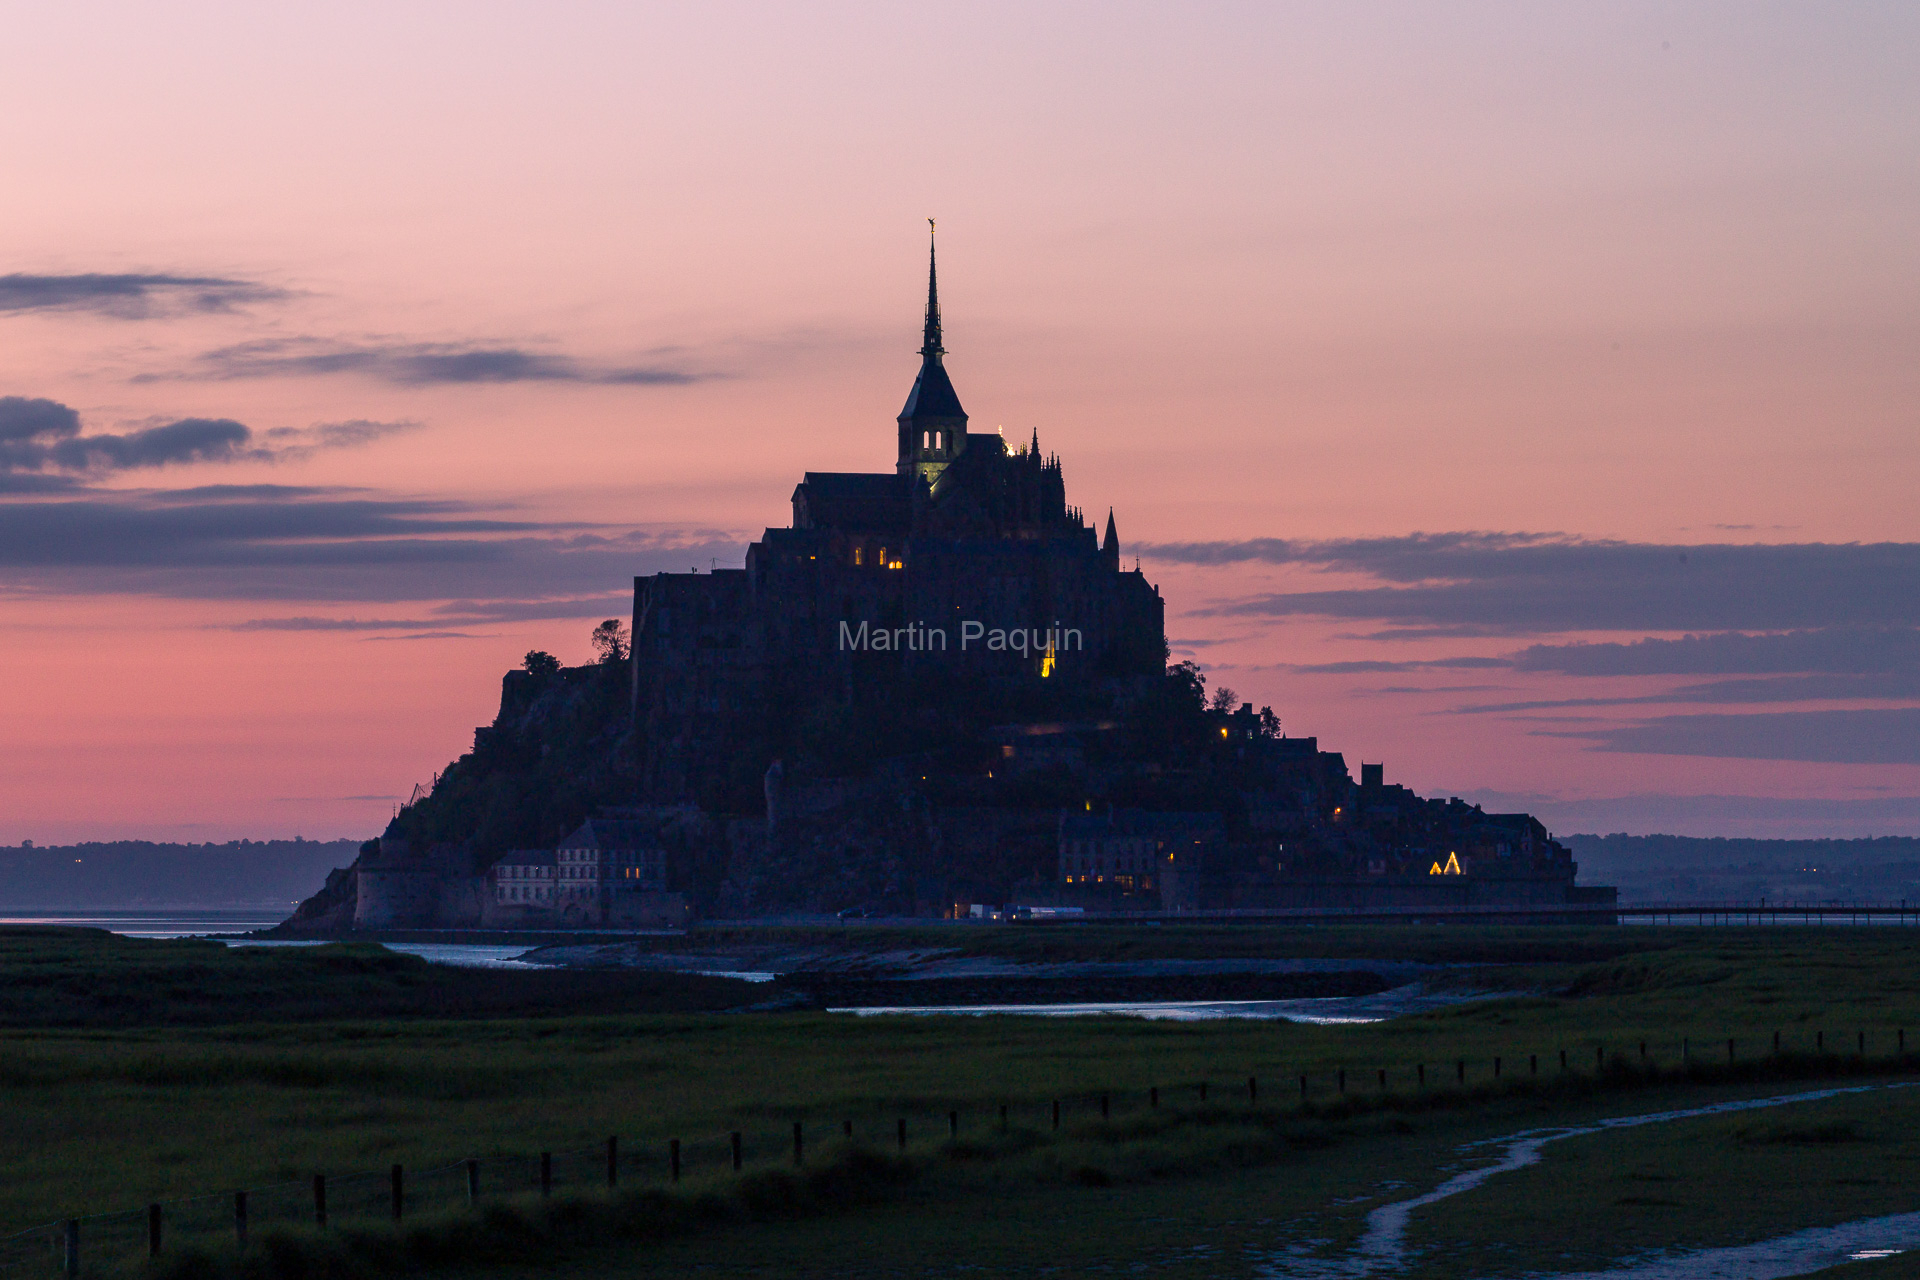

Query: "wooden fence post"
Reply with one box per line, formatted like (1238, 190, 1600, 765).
(392, 1164, 404, 1220)
(793, 1122, 804, 1167)
(732, 1132, 743, 1171)
(466, 1159, 479, 1207)
(669, 1139, 681, 1183)
(62, 1219, 77, 1278)
(1051, 1100, 1060, 1130)
(607, 1136, 619, 1188)
(541, 1152, 552, 1196)
(1457, 1059, 1466, 1084)
(148, 1203, 162, 1257)
(234, 1192, 248, 1249)
(1337, 1069, 1346, 1094)
(313, 1174, 327, 1228)
(1149, 1087, 1158, 1109)
(896, 1119, 906, 1151)
(950, 1109, 960, 1137)
(1248, 1076, 1258, 1105)
(1099, 1095, 1109, 1120)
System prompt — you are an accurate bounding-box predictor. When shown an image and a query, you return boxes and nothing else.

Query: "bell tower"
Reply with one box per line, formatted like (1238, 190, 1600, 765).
(897, 222, 968, 485)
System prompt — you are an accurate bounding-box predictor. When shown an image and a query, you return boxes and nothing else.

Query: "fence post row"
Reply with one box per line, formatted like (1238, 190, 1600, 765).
(74, 1025, 1920, 1265)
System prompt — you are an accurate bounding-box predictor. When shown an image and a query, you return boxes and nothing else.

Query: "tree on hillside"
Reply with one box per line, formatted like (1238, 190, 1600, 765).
(522, 650, 560, 676)
(590, 619, 630, 664)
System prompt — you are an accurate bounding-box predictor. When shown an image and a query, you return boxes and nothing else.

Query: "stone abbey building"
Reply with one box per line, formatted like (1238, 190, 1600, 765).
(629, 238, 1166, 802)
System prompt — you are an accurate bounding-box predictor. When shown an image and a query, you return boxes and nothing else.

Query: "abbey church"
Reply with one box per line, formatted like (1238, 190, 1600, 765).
(629, 237, 1167, 802)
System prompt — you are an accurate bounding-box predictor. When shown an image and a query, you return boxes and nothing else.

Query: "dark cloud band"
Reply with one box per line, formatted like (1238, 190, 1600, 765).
(1562, 708, 1920, 765)
(166, 338, 708, 386)
(1147, 533, 1920, 632)
(0, 273, 283, 317)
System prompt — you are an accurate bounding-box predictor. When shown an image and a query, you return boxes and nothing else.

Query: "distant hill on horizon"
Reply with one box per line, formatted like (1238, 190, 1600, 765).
(1564, 833, 1920, 904)
(0, 839, 362, 910)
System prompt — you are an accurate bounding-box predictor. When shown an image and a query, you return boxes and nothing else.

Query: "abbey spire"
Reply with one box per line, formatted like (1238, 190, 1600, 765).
(897, 222, 968, 483)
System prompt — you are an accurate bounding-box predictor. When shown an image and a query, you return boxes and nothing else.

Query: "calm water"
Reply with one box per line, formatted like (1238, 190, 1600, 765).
(0, 909, 286, 937)
(0, 911, 536, 969)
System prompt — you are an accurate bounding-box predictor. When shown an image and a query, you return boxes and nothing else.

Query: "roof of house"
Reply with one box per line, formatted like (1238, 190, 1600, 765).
(559, 819, 665, 851)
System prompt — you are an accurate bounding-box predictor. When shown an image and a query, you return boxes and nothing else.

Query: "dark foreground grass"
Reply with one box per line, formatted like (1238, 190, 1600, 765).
(15, 925, 1920, 1275)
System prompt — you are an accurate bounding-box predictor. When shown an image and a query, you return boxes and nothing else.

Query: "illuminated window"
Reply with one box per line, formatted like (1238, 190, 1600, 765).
(853, 546, 863, 566)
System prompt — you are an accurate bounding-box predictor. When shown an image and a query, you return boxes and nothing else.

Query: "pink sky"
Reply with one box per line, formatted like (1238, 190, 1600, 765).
(3, 2, 1918, 843)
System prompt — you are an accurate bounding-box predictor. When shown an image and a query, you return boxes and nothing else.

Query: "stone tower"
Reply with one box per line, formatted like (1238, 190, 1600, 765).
(896, 225, 968, 487)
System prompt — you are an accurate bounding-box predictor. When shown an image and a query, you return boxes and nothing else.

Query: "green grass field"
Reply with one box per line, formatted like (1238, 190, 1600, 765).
(11, 923, 1920, 1277)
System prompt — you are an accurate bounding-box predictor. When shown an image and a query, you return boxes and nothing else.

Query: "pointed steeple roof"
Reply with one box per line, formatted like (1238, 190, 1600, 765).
(1104, 508, 1118, 552)
(899, 225, 966, 424)
(921, 229, 944, 358)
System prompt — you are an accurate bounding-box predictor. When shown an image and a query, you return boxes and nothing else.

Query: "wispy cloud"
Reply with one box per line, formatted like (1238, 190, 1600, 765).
(0, 396, 415, 482)
(0, 273, 285, 317)
(0, 485, 743, 606)
(159, 337, 712, 386)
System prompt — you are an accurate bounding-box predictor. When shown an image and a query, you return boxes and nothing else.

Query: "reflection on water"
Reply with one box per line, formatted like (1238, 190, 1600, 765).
(834, 987, 1465, 1023)
(0, 910, 286, 937)
(1262, 1082, 1920, 1280)
(224, 939, 539, 969)
(0, 914, 542, 969)
(1531, 1213, 1919, 1278)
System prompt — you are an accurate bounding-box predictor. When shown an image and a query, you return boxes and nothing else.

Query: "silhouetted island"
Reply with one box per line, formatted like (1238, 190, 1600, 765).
(287, 239, 1613, 932)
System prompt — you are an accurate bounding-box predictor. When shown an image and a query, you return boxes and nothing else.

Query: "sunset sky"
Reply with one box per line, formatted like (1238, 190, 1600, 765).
(4, 2, 1917, 844)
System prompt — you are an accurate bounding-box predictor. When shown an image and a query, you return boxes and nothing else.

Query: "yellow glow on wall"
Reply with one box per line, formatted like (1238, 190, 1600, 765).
(1428, 852, 1462, 875)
